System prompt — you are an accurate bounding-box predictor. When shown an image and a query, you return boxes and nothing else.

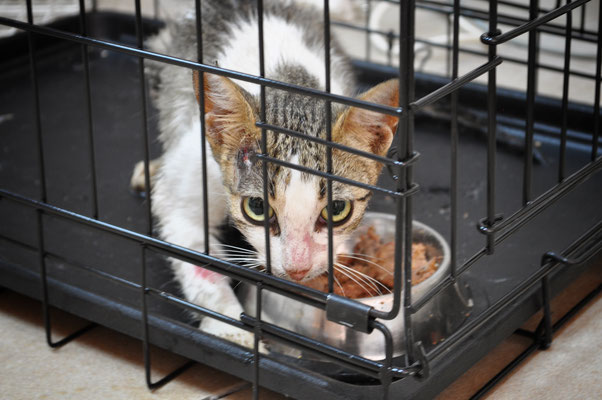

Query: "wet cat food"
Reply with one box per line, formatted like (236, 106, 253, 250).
(304, 227, 441, 299)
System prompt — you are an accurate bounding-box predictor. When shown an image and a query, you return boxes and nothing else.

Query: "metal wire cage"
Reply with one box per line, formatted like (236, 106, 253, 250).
(0, 0, 601, 399)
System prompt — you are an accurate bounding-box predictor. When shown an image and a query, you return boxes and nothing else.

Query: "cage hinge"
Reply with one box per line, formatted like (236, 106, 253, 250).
(325, 294, 373, 333)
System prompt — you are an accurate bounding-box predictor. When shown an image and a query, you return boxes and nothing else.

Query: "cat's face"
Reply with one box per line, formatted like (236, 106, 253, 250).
(195, 73, 398, 281)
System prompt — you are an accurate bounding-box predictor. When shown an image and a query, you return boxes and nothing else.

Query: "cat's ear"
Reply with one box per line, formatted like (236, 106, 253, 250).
(334, 79, 399, 156)
(192, 71, 258, 157)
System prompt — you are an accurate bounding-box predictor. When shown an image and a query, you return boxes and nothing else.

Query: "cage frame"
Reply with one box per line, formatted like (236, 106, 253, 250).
(0, 0, 601, 399)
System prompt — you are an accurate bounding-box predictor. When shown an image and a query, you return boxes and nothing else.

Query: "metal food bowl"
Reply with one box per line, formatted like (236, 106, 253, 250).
(239, 212, 473, 361)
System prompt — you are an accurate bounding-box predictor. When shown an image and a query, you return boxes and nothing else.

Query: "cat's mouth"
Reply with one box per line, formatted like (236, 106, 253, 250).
(283, 266, 328, 283)
(288, 272, 308, 281)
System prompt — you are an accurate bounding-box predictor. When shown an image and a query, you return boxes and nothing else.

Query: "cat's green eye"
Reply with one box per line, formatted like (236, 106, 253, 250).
(242, 197, 275, 224)
(320, 200, 352, 225)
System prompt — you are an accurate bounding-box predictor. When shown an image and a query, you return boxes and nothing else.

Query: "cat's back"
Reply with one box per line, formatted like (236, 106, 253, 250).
(149, 0, 354, 145)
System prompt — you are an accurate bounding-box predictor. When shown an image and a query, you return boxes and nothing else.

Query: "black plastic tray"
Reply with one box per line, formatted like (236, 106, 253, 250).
(0, 12, 601, 399)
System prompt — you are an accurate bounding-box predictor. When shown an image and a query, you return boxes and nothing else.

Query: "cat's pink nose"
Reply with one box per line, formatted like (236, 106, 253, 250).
(288, 267, 311, 281)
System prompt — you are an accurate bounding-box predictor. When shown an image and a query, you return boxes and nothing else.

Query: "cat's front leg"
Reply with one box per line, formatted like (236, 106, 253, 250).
(170, 257, 259, 349)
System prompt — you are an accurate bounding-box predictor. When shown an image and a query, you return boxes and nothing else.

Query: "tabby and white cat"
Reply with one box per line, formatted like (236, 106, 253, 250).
(144, 0, 399, 347)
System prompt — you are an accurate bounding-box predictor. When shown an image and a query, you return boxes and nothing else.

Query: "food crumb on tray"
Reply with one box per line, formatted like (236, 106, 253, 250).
(303, 226, 441, 299)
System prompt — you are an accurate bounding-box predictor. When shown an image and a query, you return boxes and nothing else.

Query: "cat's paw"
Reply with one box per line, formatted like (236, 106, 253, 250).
(200, 317, 267, 353)
(130, 159, 160, 193)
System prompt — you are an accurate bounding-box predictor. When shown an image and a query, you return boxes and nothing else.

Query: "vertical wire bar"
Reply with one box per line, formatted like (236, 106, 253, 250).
(541, 275, 553, 349)
(253, 281, 263, 400)
(25, 1, 44, 203)
(135, 0, 153, 235)
(365, 0, 372, 62)
(135, 0, 154, 386)
(140, 245, 194, 390)
(92, 0, 98, 13)
(140, 245, 153, 387)
(579, 2, 586, 33)
(135, 0, 162, 389)
(28, 0, 95, 349)
(523, 0, 539, 205)
(256, 1, 267, 398)
(258, 5, 270, 277)
(591, 1, 602, 161)
(26, 0, 51, 346)
(78, 0, 99, 219)
(387, 31, 394, 67)
(153, 0, 159, 20)
(450, 0, 460, 279)
(398, 0, 416, 363)
(134, 3, 194, 389)
(379, 325, 393, 400)
(324, 0, 334, 294)
(485, 0, 498, 254)
(446, 11, 452, 78)
(558, 0, 572, 182)
(195, 0, 210, 255)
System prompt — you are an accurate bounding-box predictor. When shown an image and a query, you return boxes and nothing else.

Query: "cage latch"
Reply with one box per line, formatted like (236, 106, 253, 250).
(325, 294, 373, 333)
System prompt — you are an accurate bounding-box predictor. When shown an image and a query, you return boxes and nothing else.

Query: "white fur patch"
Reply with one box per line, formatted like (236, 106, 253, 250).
(217, 15, 347, 96)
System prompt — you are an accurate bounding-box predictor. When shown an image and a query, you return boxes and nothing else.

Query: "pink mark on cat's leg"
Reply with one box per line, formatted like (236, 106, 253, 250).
(194, 266, 219, 283)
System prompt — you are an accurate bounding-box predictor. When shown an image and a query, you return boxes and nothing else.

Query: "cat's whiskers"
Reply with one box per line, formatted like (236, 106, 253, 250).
(335, 263, 384, 296)
(333, 275, 345, 297)
(210, 244, 257, 254)
(338, 253, 393, 276)
(333, 264, 374, 297)
(335, 262, 392, 295)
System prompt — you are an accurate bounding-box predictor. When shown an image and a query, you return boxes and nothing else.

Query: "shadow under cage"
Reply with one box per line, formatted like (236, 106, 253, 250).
(0, 0, 601, 399)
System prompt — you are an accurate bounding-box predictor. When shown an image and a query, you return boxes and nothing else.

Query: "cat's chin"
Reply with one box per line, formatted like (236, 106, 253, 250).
(287, 269, 327, 283)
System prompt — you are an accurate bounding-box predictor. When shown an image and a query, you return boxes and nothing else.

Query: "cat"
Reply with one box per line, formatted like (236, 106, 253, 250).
(140, 0, 399, 348)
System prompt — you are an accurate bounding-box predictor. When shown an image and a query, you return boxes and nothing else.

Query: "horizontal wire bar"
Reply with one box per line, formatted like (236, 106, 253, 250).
(471, 0, 573, 13)
(333, 2, 596, 41)
(0, 15, 402, 117)
(427, 220, 602, 361)
(47, 252, 142, 290)
(146, 288, 250, 330)
(255, 122, 420, 168)
(481, 0, 591, 45)
(1, 191, 416, 323)
(411, 57, 503, 109)
(0, 232, 251, 332)
(477, 156, 602, 235)
(0, 231, 248, 329)
(347, 26, 597, 81)
(411, 156, 601, 312)
(0, 223, 426, 378)
(244, 320, 382, 379)
(240, 313, 421, 379)
(0, 188, 334, 306)
(254, 154, 420, 198)
(416, 0, 598, 42)
(0, 234, 142, 289)
(338, 0, 598, 43)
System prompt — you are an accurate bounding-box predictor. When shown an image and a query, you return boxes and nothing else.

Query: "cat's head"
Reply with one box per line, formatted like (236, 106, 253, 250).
(193, 72, 398, 281)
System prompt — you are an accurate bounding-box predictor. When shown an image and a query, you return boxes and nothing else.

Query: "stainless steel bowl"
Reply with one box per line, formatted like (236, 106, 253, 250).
(239, 212, 473, 360)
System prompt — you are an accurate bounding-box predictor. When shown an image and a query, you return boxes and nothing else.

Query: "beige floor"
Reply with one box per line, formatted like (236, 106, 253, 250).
(438, 263, 602, 400)
(0, 290, 284, 400)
